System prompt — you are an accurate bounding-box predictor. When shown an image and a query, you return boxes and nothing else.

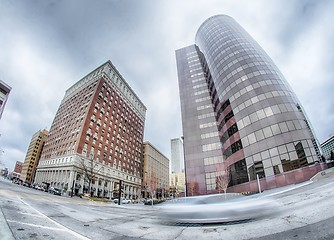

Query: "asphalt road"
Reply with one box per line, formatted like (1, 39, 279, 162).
(1, 175, 334, 240)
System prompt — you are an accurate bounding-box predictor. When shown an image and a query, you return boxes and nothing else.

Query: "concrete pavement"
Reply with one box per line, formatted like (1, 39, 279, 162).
(1, 168, 333, 240)
(0, 207, 15, 240)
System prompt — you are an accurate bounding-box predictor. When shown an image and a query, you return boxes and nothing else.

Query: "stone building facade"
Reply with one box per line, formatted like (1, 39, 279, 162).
(21, 129, 48, 183)
(35, 61, 146, 199)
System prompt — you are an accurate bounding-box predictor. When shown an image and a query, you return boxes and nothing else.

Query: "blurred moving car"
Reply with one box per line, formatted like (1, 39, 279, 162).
(113, 198, 131, 204)
(159, 193, 280, 223)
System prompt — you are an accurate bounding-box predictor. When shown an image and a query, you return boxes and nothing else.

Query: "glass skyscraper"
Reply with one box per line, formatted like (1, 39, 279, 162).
(176, 15, 323, 195)
(170, 138, 185, 173)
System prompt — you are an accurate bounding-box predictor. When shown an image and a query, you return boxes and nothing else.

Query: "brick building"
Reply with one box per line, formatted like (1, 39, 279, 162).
(35, 61, 146, 199)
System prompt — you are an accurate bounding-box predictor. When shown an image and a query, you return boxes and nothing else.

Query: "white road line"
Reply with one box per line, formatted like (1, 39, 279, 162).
(18, 212, 45, 218)
(318, 181, 334, 188)
(17, 197, 90, 240)
(266, 181, 313, 196)
(7, 220, 65, 231)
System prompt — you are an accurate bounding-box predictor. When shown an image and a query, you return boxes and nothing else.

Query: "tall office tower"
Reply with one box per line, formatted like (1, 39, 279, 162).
(176, 15, 323, 195)
(143, 141, 169, 198)
(321, 134, 334, 160)
(170, 138, 184, 173)
(21, 129, 48, 183)
(35, 61, 146, 199)
(170, 172, 186, 196)
(0, 79, 11, 120)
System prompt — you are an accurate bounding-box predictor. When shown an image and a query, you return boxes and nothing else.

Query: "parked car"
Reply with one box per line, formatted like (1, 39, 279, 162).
(48, 187, 61, 195)
(113, 198, 131, 204)
(144, 198, 165, 205)
(23, 182, 30, 187)
(35, 185, 43, 191)
(52, 188, 62, 196)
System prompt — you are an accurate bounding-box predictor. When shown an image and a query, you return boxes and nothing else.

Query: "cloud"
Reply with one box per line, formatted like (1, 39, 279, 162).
(0, 0, 333, 172)
(269, 1, 334, 142)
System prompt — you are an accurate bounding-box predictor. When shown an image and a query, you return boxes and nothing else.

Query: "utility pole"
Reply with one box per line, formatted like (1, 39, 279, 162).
(181, 136, 187, 197)
(118, 180, 122, 205)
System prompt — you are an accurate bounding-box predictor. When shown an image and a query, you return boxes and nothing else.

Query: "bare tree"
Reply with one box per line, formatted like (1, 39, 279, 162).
(146, 167, 159, 207)
(79, 152, 103, 197)
(188, 179, 197, 196)
(216, 163, 231, 199)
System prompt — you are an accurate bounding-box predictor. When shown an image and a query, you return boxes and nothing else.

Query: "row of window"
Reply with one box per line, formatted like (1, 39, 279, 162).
(220, 123, 239, 143)
(204, 155, 222, 166)
(218, 110, 234, 131)
(190, 67, 203, 73)
(193, 83, 207, 89)
(241, 120, 306, 148)
(192, 77, 205, 83)
(222, 139, 243, 159)
(245, 140, 316, 165)
(203, 25, 245, 55)
(37, 166, 139, 184)
(98, 85, 143, 129)
(194, 89, 209, 96)
(197, 104, 212, 111)
(110, 73, 146, 115)
(190, 72, 203, 78)
(198, 112, 215, 120)
(199, 121, 216, 129)
(189, 62, 201, 68)
(43, 84, 95, 158)
(237, 103, 298, 130)
(200, 131, 219, 140)
(215, 47, 264, 81)
(216, 99, 230, 117)
(196, 96, 211, 103)
(202, 142, 221, 152)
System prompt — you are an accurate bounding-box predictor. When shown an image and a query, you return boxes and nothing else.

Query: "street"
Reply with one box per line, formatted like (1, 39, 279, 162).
(1, 175, 334, 240)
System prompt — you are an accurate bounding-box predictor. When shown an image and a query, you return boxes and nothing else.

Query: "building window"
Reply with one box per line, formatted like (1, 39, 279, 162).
(273, 165, 280, 175)
(230, 159, 249, 185)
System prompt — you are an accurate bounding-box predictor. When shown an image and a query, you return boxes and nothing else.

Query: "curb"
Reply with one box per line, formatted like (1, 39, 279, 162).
(310, 168, 334, 181)
(0, 207, 15, 240)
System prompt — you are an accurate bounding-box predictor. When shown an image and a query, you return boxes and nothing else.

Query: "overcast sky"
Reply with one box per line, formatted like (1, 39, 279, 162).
(1, 0, 333, 172)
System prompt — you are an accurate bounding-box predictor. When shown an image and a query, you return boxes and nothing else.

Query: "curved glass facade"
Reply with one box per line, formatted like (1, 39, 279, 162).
(177, 15, 322, 195)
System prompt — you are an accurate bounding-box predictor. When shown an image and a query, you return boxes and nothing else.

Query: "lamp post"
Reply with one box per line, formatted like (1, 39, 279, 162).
(88, 152, 94, 197)
(144, 171, 147, 199)
(256, 174, 262, 193)
(118, 179, 123, 205)
(181, 136, 187, 197)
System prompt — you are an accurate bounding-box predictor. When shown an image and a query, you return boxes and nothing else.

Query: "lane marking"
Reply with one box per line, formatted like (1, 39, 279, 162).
(266, 181, 313, 196)
(319, 181, 334, 188)
(18, 212, 45, 218)
(7, 220, 64, 231)
(17, 197, 90, 240)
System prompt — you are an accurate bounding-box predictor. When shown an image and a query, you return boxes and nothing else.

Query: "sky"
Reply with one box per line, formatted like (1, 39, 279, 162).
(0, 0, 333, 172)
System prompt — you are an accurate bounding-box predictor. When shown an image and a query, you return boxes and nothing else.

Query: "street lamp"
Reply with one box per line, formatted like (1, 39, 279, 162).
(181, 136, 187, 197)
(144, 171, 147, 199)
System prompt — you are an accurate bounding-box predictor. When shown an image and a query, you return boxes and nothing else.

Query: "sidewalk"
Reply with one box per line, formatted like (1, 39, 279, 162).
(310, 167, 334, 181)
(0, 207, 15, 240)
